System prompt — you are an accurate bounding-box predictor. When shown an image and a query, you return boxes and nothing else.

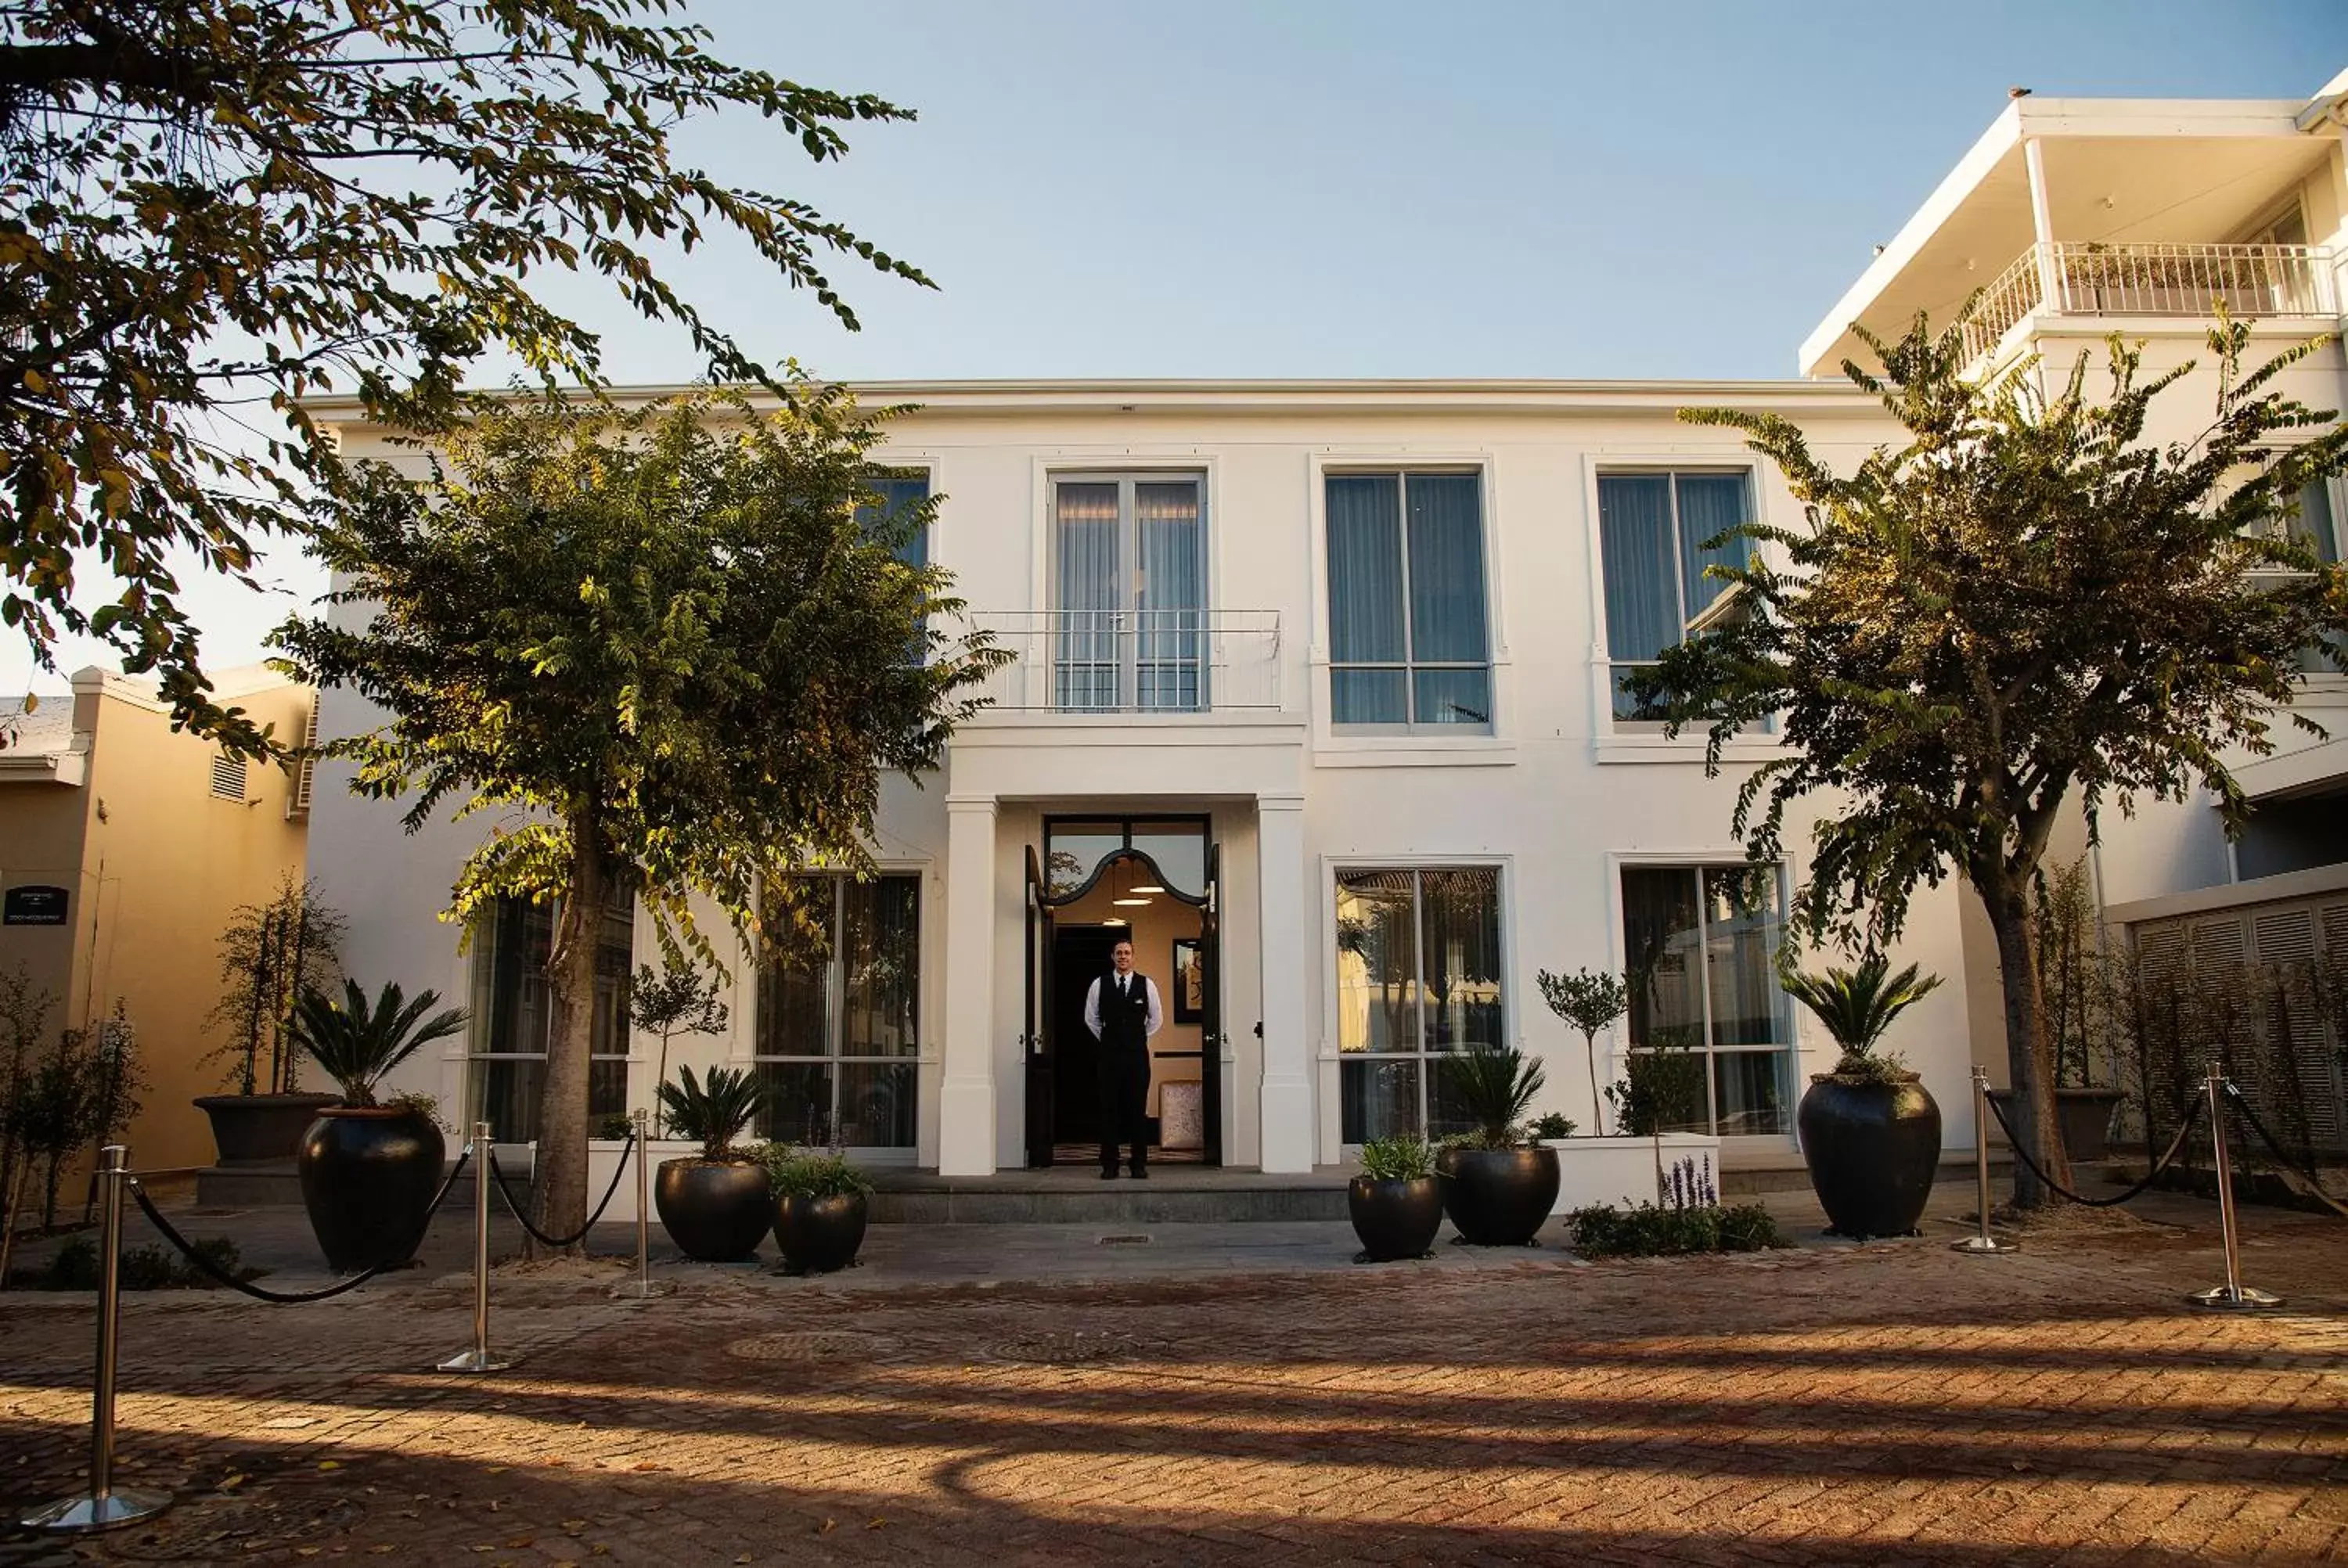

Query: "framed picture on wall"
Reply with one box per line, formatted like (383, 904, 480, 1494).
(1171, 937, 1205, 1024)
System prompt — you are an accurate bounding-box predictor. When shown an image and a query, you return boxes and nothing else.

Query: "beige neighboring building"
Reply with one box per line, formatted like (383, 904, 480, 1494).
(2, 665, 315, 1181)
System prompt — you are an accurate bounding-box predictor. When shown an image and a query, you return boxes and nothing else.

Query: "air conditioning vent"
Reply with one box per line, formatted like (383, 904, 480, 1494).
(210, 753, 248, 802)
(286, 701, 319, 820)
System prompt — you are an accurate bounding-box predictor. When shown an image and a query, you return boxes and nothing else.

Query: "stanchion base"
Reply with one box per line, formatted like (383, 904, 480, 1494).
(1950, 1235, 2019, 1254)
(21, 1487, 175, 1533)
(435, 1348, 517, 1372)
(2187, 1284, 2284, 1311)
(609, 1278, 672, 1301)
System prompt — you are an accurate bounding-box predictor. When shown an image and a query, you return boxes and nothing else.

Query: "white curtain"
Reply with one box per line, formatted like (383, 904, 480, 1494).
(1136, 481, 1204, 710)
(1325, 474, 1406, 722)
(1054, 482, 1120, 710)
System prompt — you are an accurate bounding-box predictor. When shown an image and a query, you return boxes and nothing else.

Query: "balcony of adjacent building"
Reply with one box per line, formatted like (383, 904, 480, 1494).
(1801, 83, 2348, 379)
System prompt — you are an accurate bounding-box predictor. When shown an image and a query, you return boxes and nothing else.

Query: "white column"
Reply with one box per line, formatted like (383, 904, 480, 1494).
(938, 796, 998, 1176)
(2024, 136, 2060, 311)
(1255, 794, 1313, 1173)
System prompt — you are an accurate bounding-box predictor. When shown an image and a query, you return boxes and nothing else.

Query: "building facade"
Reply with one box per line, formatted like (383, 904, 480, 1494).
(312, 69, 2348, 1177)
(1, 666, 316, 1178)
(1809, 73, 2348, 1147)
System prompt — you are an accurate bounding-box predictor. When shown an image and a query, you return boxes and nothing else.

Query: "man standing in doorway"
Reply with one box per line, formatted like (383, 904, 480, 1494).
(1083, 938, 1162, 1179)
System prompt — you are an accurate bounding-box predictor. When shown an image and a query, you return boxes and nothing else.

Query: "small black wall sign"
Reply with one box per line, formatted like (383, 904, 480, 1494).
(2, 886, 70, 926)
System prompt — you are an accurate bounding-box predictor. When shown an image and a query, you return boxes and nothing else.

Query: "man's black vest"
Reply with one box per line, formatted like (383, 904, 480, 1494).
(1100, 971, 1151, 1052)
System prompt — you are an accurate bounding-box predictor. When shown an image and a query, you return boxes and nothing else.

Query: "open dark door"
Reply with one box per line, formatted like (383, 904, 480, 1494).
(1200, 841, 1224, 1165)
(1024, 847, 1056, 1168)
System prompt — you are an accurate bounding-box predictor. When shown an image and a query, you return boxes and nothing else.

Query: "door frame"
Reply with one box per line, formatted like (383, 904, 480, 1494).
(1025, 821, 1223, 1166)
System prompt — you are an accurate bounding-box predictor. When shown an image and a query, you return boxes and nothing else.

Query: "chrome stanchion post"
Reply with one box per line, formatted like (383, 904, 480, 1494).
(1952, 1066, 2017, 1255)
(438, 1122, 517, 1370)
(2189, 1063, 2281, 1310)
(611, 1108, 669, 1301)
(22, 1145, 172, 1533)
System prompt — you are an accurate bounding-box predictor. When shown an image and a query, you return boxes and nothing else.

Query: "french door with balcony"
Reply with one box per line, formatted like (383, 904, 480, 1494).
(1053, 474, 1206, 712)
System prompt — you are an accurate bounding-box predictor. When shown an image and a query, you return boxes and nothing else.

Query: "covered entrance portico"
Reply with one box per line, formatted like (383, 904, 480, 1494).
(932, 718, 1309, 1177)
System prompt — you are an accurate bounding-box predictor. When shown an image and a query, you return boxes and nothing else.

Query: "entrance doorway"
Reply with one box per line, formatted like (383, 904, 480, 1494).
(1024, 828, 1222, 1168)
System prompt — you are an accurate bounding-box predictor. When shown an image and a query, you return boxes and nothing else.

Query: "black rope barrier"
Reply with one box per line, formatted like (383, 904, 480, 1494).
(126, 1150, 472, 1304)
(1981, 1091, 2206, 1208)
(2220, 1084, 2348, 1221)
(485, 1131, 636, 1250)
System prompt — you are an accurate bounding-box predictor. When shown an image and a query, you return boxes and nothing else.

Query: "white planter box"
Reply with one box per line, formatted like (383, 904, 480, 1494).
(1541, 1131, 1723, 1215)
(578, 1137, 706, 1226)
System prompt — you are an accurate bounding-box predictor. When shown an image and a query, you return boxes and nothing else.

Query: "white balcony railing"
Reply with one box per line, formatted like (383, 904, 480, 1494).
(1961, 242, 2339, 363)
(969, 610, 1282, 714)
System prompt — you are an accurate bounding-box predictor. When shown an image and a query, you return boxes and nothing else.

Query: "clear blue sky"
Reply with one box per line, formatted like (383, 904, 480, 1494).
(7, 0, 2345, 688)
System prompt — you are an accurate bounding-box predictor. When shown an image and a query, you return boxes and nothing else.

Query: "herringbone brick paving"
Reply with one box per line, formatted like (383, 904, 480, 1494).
(2, 1210, 2344, 1565)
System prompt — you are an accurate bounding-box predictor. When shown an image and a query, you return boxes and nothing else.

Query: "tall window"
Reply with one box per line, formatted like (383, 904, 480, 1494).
(1598, 471, 1753, 719)
(468, 893, 633, 1142)
(1053, 474, 1205, 711)
(1619, 865, 1791, 1136)
(1326, 471, 1491, 728)
(860, 471, 931, 569)
(1335, 866, 1504, 1142)
(754, 875, 920, 1149)
(2289, 478, 2343, 674)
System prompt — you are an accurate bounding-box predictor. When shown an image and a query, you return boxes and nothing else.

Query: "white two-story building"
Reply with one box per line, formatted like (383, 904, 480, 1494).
(311, 68, 2348, 1179)
(1806, 73, 2348, 1149)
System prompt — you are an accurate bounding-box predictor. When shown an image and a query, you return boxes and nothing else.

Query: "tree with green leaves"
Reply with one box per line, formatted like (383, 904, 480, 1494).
(1633, 313, 2348, 1207)
(1536, 967, 1629, 1135)
(0, 1, 927, 751)
(628, 962, 729, 1135)
(203, 875, 347, 1096)
(275, 387, 1006, 1251)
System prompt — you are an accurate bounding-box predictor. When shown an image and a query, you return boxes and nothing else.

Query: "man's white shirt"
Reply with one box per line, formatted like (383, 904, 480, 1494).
(1082, 973, 1165, 1040)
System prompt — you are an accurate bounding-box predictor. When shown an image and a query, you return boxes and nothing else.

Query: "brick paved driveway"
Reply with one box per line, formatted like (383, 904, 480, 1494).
(2, 1210, 2345, 1565)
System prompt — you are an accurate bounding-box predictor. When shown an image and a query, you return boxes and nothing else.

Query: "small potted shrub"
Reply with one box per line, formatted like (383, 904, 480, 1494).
(654, 1066, 771, 1262)
(1784, 954, 1944, 1239)
(762, 1147, 873, 1274)
(290, 980, 467, 1272)
(1434, 1045, 1560, 1246)
(1348, 1135, 1442, 1262)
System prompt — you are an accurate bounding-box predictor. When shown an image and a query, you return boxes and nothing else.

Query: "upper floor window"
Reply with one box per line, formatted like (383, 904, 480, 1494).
(2286, 477, 2343, 675)
(1598, 470, 1753, 721)
(1325, 470, 1491, 729)
(859, 470, 931, 569)
(1053, 474, 1206, 712)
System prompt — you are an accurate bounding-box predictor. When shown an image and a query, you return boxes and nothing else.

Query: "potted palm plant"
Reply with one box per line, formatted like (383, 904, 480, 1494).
(1434, 1044, 1560, 1246)
(762, 1147, 873, 1274)
(1348, 1134, 1442, 1261)
(290, 980, 466, 1272)
(1784, 954, 1944, 1239)
(654, 1065, 771, 1262)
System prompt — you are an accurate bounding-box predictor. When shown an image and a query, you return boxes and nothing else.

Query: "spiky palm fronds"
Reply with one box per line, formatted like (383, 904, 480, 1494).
(1779, 954, 1943, 1059)
(1440, 1044, 1547, 1147)
(657, 1064, 765, 1161)
(290, 980, 467, 1107)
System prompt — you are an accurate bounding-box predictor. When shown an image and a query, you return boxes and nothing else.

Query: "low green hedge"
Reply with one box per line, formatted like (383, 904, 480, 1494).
(1564, 1200, 1789, 1258)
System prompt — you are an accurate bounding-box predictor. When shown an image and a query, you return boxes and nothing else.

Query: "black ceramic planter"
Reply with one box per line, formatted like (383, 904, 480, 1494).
(1435, 1145, 1561, 1246)
(196, 1093, 341, 1165)
(297, 1107, 445, 1273)
(1348, 1175, 1443, 1261)
(655, 1159, 772, 1262)
(772, 1192, 870, 1275)
(1797, 1074, 1943, 1239)
(1987, 1087, 2123, 1163)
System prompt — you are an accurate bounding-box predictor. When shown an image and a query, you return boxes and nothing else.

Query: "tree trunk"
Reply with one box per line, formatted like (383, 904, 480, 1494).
(1981, 883, 2072, 1210)
(1583, 1034, 1604, 1138)
(531, 804, 607, 1257)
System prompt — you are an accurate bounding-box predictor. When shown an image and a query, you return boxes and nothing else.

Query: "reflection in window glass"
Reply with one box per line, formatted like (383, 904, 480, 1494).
(1044, 823, 1122, 897)
(1619, 865, 1792, 1135)
(1129, 821, 1206, 897)
(754, 875, 920, 1147)
(1336, 866, 1505, 1141)
(468, 893, 632, 1142)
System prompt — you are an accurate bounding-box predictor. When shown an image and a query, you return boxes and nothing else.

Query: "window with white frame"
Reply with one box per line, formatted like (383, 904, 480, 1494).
(1334, 866, 1504, 1142)
(1051, 473, 1206, 712)
(1597, 470, 1754, 721)
(467, 893, 633, 1142)
(1325, 470, 1493, 729)
(754, 874, 920, 1149)
(2284, 477, 2343, 674)
(1619, 863, 1792, 1136)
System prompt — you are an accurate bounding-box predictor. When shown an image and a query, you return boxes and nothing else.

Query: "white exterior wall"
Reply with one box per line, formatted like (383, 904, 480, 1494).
(312, 387, 1986, 1173)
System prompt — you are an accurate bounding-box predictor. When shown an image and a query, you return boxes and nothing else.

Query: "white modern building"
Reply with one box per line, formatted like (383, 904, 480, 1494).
(1806, 72, 2348, 1146)
(311, 69, 2348, 1179)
